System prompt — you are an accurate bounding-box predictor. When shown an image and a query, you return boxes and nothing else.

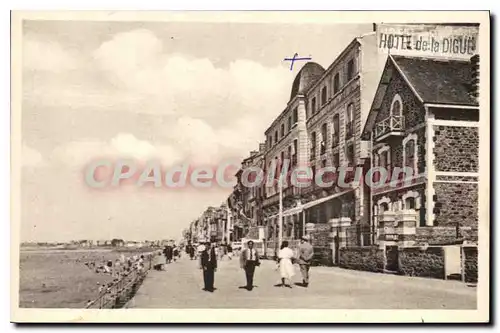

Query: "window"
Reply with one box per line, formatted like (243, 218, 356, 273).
(287, 146, 292, 160)
(379, 148, 391, 175)
(320, 123, 327, 155)
(333, 152, 340, 168)
(333, 73, 340, 94)
(321, 159, 327, 168)
(274, 130, 278, 144)
(268, 136, 273, 148)
(391, 95, 403, 117)
(280, 123, 285, 138)
(405, 139, 415, 169)
(292, 107, 298, 124)
(321, 86, 327, 105)
(311, 97, 317, 114)
(292, 139, 298, 166)
(332, 114, 340, 147)
(380, 202, 389, 213)
(281, 151, 285, 164)
(310, 132, 316, 160)
(287, 116, 292, 132)
(346, 103, 354, 139)
(346, 144, 354, 166)
(405, 197, 416, 210)
(347, 59, 355, 81)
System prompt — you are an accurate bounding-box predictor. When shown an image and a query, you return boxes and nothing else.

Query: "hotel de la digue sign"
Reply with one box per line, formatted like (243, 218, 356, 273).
(376, 23, 479, 59)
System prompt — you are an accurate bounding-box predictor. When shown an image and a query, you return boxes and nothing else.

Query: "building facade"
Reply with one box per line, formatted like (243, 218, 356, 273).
(262, 32, 386, 254)
(362, 54, 479, 246)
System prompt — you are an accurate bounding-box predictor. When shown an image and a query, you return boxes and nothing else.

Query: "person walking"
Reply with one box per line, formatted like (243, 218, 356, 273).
(200, 241, 217, 292)
(163, 244, 173, 264)
(298, 235, 314, 287)
(173, 245, 179, 262)
(240, 240, 260, 291)
(277, 241, 295, 288)
(186, 243, 195, 260)
(226, 243, 233, 260)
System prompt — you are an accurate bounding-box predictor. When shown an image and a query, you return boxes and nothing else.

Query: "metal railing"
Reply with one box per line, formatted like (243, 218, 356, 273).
(85, 253, 154, 309)
(374, 115, 404, 139)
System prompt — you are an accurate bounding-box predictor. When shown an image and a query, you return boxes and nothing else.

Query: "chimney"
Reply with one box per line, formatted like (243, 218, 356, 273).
(250, 150, 258, 157)
(259, 143, 266, 153)
(470, 54, 479, 99)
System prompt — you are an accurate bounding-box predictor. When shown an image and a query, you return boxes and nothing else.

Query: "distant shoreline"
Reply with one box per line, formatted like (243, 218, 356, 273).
(20, 246, 159, 254)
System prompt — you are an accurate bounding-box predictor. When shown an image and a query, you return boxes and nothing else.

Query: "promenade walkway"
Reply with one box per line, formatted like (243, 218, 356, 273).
(126, 255, 476, 309)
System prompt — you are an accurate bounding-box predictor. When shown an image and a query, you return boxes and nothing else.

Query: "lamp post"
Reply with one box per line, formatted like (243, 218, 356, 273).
(278, 171, 283, 249)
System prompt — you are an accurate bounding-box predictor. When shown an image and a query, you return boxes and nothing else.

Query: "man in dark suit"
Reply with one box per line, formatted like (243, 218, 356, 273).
(200, 241, 217, 292)
(164, 244, 173, 264)
(240, 240, 260, 291)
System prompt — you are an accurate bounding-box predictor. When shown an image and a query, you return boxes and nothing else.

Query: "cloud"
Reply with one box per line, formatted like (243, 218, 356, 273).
(51, 133, 182, 167)
(23, 34, 79, 73)
(22, 144, 45, 168)
(24, 29, 296, 167)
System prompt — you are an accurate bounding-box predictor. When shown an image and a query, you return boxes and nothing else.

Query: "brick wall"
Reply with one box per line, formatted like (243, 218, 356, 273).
(398, 247, 445, 279)
(433, 182, 478, 228)
(339, 246, 384, 272)
(463, 246, 478, 283)
(433, 126, 479, 173)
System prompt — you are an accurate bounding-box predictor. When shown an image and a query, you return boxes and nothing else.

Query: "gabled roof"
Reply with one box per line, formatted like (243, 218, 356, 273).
(391, 55, 478, 106)
(361, 54, 478, 140)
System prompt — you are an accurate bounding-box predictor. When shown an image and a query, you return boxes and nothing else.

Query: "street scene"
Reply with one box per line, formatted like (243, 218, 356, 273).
(12, 11, 488, 323)
(127, 253, 476, 309)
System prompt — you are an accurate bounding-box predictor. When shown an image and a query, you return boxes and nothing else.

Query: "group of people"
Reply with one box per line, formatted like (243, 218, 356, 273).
(83, 254, 148, 277)
(198, 235, 314, 292)
(152, 243, 181, 270)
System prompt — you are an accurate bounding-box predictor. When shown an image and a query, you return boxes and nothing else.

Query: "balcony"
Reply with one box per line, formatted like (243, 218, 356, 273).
(374, 115, 405, 141)
(320, 141, 326, 155)
(332, 135, 339, 148)
(310, 149, 316, 161)
(345, 123, 354, 140)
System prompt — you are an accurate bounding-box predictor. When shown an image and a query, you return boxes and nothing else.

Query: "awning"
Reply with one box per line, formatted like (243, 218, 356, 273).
(302, 188, 354, 210)
(266, 205, 304, 220)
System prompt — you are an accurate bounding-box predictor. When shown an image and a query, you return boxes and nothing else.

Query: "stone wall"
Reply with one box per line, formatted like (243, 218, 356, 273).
(398, 247, 445, 279)
(433, 126, 479, 173)
(433, 182, 478, 228)
(375, 65, 426, 129)
(463, 246, 478, 283)
(339, 246, 384, 272)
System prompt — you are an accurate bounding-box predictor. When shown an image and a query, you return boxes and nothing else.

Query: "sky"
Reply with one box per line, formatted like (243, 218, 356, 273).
(20, 20, 373, 242)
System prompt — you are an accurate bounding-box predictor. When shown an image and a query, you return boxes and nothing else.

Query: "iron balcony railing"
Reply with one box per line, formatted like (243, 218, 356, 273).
(374, 115, 404, 139)
(345, 123, 354, 139)
(332, 135, 339, 148)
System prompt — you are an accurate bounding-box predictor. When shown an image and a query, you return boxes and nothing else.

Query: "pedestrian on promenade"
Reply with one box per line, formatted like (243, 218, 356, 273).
(153, 251, 165, 271)
(200, 241, 217, 292)
(173, 245, 179, 262)
(240, 240, 260, 291)
(298, 235, 314, 287)
(186, 243, 195, 260)
(227, 244, 233, 260)
(277, 241, 295, 288)
(164, 244, 173, 264)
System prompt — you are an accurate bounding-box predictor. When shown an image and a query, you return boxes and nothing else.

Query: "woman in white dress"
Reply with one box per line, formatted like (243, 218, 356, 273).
(277, 241, 295, 288)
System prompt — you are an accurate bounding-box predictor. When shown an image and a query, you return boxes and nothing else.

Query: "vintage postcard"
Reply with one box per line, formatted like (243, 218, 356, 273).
(10, 11, 490, 323)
